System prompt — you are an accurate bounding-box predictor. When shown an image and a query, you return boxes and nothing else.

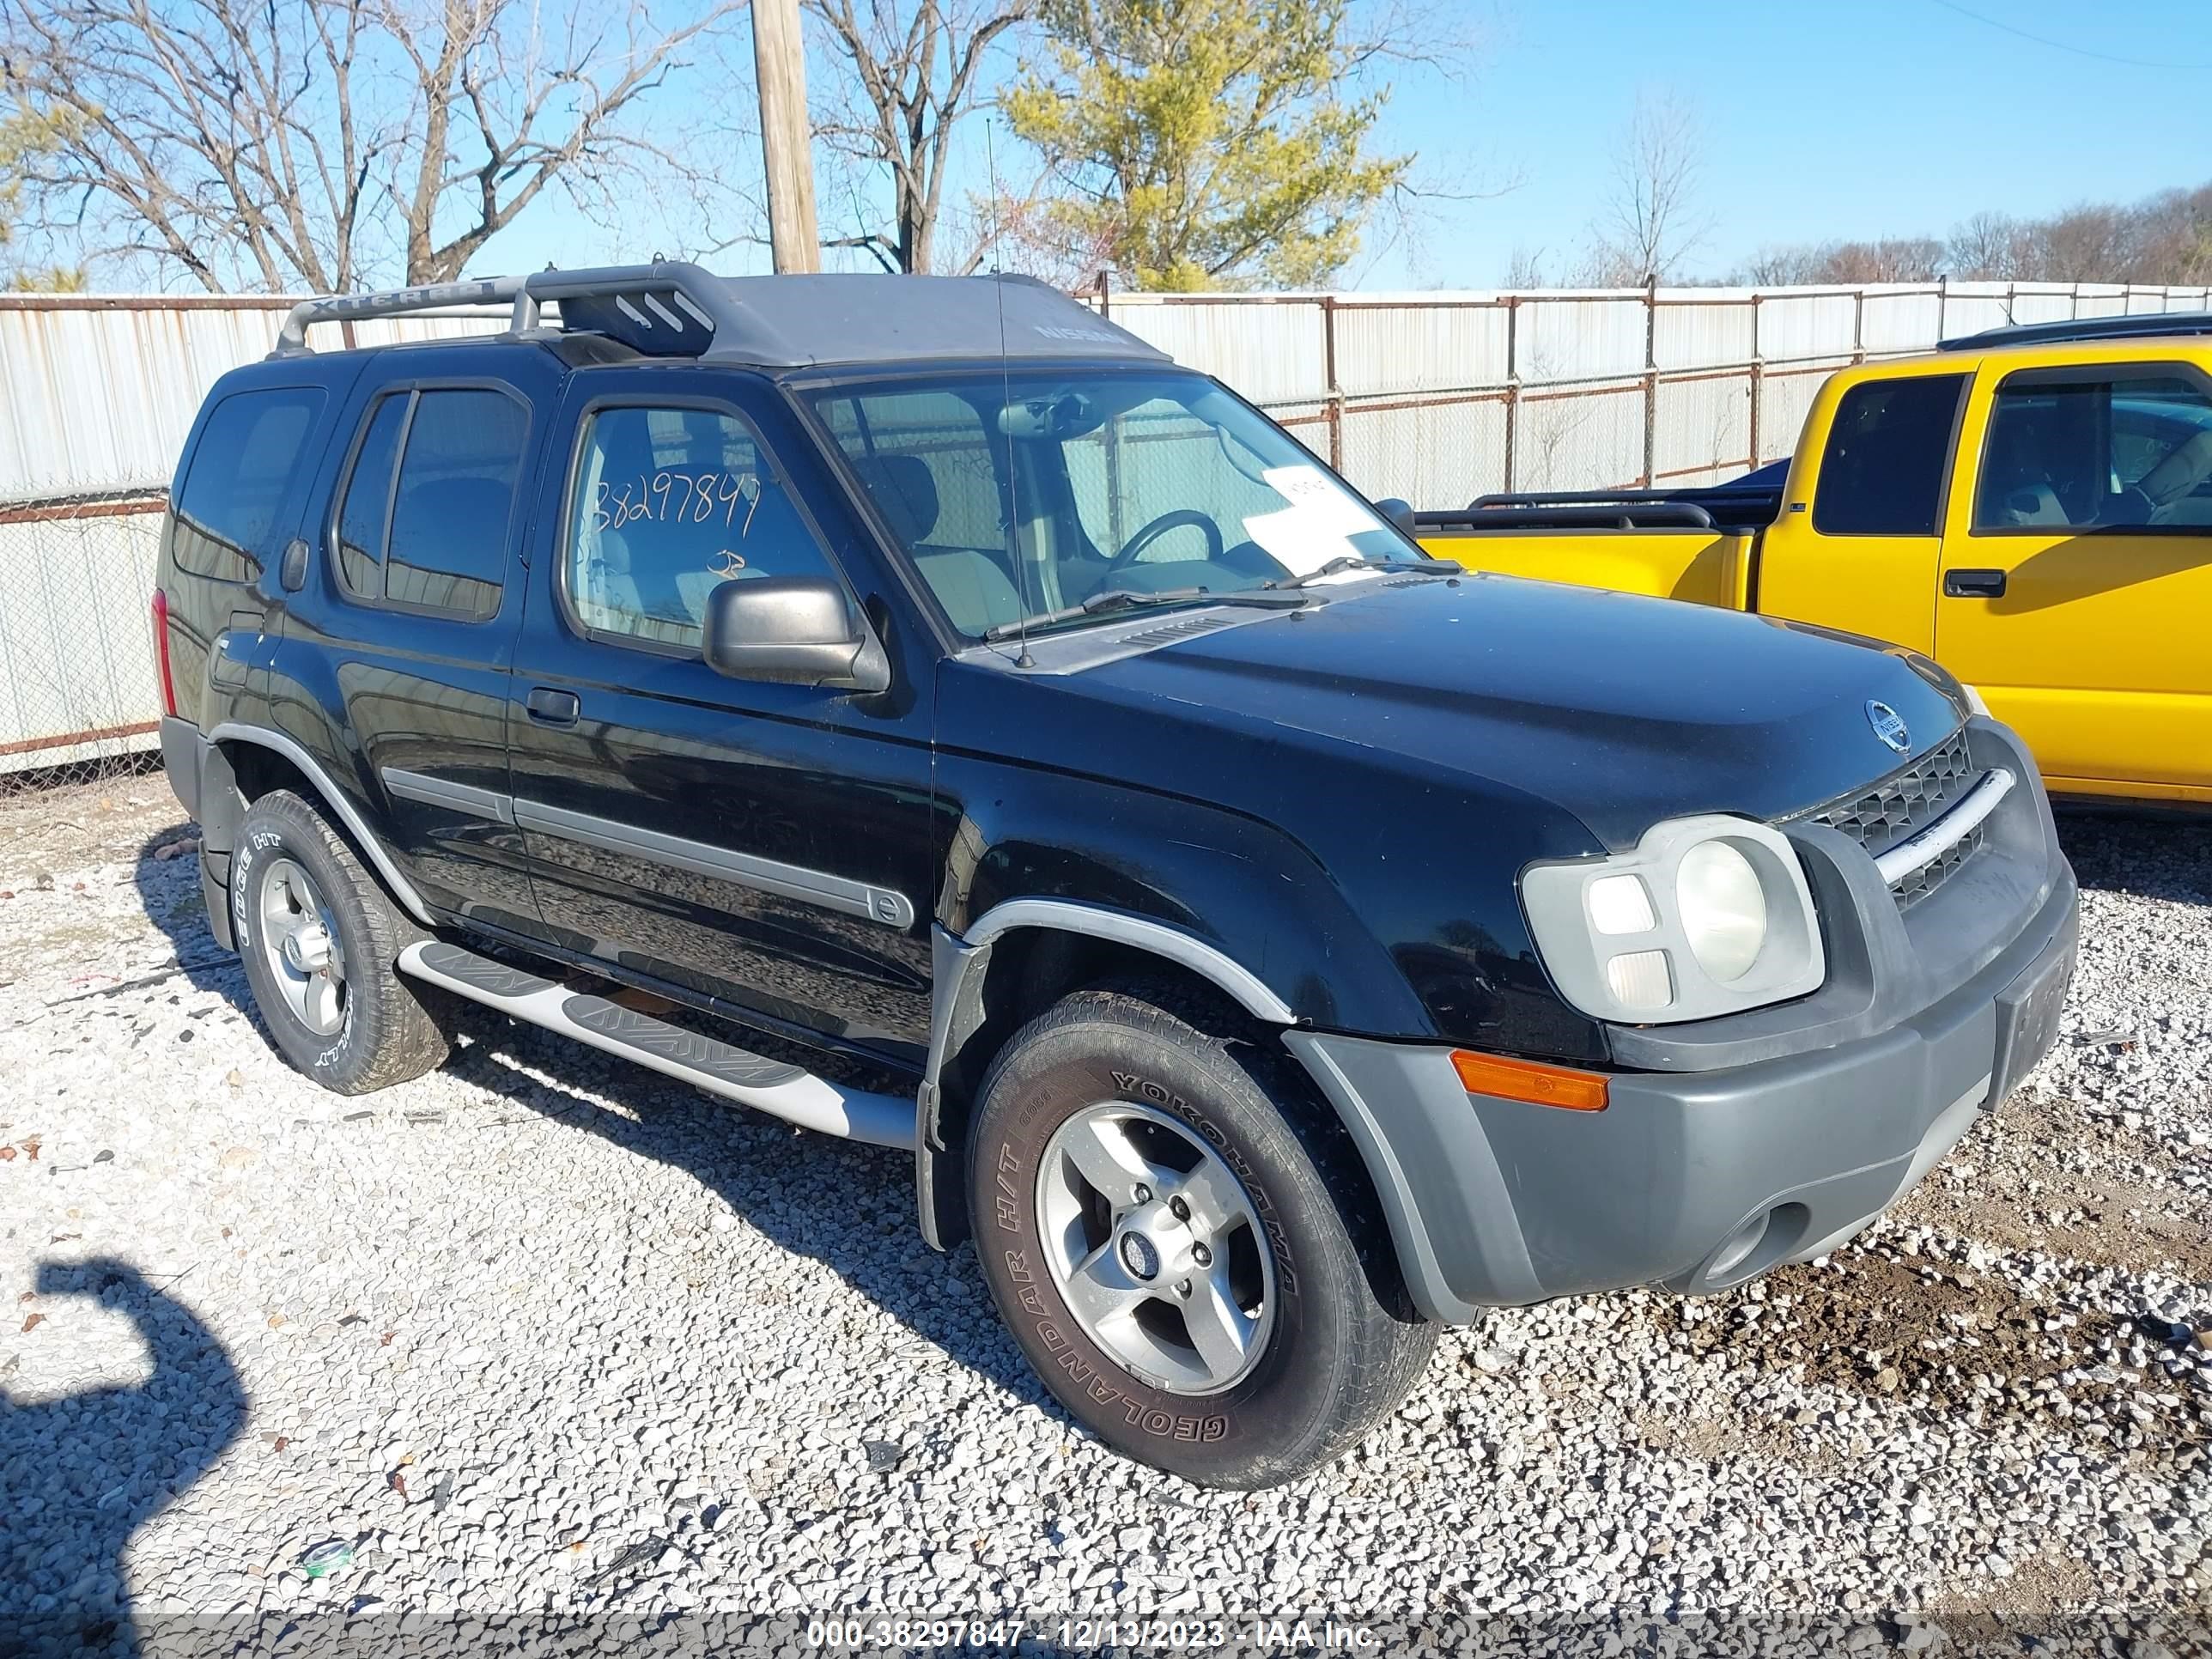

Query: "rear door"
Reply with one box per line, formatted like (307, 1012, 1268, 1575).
(1936, 362, 2212, 796)
(279, 345, 557, 929)
(505, 366, 937, 1065)
(1757, 368, 1968, 653)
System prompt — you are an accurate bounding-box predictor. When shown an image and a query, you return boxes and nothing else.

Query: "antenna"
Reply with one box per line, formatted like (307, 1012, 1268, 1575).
(986, 116, 1034, 669)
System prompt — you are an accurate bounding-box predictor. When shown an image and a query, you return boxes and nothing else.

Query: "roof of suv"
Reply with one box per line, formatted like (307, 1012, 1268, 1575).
(270, 262, 1171, 372)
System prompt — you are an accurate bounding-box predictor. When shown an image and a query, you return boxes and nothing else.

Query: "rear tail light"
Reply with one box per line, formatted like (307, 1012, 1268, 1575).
(149, 586, 178, 717)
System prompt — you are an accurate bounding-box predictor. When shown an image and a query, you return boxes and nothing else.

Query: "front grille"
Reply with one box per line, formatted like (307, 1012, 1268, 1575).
(1888, 824, 1984, 908)
(1797, 727, 1983, 908)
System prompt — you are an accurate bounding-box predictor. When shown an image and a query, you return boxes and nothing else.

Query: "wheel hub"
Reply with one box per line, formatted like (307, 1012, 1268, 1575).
(256, 857, 349, 1039)
(1117, 1229, 1162, 1281)
(281, 921, 332, 974)
(1036, 1099, 1277, 1397)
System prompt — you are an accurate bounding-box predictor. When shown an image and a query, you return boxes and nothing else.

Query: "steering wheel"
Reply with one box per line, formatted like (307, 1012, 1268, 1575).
(1107, 508, 1224, 571)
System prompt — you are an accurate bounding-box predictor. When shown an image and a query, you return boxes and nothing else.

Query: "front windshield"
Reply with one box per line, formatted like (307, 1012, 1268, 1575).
(806, 369, 1414, 640)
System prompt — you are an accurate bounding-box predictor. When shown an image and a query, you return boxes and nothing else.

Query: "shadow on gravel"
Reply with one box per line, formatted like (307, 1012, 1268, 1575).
(2055, 809, 2211, 905)
(117, 827, 1052, 1427)
(448, 1031, 1063, 1431)
(1, 1259, 247, 1658)
(130, 826, 253, 1011)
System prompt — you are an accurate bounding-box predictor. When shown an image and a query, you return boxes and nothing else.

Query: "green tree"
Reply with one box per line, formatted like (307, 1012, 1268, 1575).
(0, 90, 85, 288)
(1004, 0, 1410, 291)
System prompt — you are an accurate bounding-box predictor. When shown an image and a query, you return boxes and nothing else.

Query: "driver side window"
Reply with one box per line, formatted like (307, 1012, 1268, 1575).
(1974, 371, 2212, 533)
(565, 405, 841, 653)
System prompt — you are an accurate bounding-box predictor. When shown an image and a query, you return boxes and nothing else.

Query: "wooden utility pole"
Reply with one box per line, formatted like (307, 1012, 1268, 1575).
(751, 0, 820, 273)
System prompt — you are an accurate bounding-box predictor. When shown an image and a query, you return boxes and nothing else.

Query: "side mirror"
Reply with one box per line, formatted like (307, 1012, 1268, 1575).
(1375, 497, 1417, 538)
(702, 575, 890, 693)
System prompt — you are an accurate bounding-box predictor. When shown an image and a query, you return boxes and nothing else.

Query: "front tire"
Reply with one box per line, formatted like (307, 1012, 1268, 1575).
(969, 986, 1436, 1487)
(232, 790, 449, 1095)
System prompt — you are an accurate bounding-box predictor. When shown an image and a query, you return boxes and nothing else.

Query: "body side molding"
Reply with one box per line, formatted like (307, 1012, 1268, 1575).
(382, 767, 515, 825)
(510, 797, 917, 929)
(207, 722, 435, 925)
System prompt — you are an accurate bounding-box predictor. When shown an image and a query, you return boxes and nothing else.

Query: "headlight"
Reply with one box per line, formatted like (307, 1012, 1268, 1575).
(1960, 683, 1990, 718)
(1521, 815, 1824, 1024)
(1677, 841, 1765, 981)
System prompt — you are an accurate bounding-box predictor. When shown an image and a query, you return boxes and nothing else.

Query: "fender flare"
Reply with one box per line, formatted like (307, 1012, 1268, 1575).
(205, 723, 434, 926)
(913, 898, 1297, 1248)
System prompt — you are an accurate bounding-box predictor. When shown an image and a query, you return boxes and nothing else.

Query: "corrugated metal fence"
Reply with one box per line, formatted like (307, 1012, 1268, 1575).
(0, 298, 495, 782)
(3, 277, 2209, 781)
(1096, 278, 2212, 506)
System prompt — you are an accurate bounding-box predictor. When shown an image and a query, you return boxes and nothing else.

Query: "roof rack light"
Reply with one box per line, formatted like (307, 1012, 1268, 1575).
(270, 261, 731, 359)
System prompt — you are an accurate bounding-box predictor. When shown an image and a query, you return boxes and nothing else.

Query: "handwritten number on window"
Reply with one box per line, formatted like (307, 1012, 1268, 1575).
(592, 468, 761, 534)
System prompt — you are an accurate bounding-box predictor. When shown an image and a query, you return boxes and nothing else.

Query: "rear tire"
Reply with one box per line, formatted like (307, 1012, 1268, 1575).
(968, 985, 1435, 1487)
(232, 790, 449, 1095)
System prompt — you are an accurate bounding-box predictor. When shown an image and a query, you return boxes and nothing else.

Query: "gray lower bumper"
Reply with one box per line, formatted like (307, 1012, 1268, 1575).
(1286, 867, 2077, 1324)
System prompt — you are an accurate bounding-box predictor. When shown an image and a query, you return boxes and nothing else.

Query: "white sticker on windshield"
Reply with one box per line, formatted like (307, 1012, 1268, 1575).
(1243, 465, 1375, 577)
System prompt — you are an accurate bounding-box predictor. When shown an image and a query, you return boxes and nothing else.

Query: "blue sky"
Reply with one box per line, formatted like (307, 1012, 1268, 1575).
(1352, 0, 2212, 287)
(488, 0, 2209, 291)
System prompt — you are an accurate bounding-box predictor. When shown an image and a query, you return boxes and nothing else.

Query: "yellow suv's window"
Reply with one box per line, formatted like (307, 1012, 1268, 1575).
(1976, 371, 2212, 532)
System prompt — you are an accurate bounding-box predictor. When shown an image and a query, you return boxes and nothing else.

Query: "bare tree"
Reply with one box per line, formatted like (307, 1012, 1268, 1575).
(1731, 236, 1941, 286)
(806, 0, 1035, 275)
(1498, 245, 1552, 289)
(1, 0, 742, 292)
(1580, 90, 1707, 285)
(1946, 210, 2021, 280)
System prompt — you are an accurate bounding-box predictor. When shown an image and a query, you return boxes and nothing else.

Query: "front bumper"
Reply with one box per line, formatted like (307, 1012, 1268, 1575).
(1285, 720, 2079, 1324)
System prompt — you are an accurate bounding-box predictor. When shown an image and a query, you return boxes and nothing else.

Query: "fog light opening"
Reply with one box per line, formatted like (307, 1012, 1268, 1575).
(1709, 1211, 1771, 1281)
(1705, 1201, 1811, 1288)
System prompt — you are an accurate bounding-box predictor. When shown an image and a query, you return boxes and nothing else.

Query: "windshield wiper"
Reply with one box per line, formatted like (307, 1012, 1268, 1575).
(981, 586, 1305, 643)
(1265, 555, 1460, 590)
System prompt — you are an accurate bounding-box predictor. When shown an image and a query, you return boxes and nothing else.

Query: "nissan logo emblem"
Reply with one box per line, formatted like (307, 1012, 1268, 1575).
(1866, 700, 1912, 754)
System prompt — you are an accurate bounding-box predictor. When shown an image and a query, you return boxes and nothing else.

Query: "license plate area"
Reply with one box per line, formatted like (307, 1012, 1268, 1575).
(1987, 933, 2074, 1108)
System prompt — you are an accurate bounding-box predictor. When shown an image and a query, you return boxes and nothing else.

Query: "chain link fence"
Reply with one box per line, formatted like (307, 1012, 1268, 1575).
(0, 489, 170, 795)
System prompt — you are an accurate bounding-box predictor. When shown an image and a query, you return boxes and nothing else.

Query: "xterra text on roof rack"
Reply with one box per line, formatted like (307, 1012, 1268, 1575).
(155, 263, 2078, 1486)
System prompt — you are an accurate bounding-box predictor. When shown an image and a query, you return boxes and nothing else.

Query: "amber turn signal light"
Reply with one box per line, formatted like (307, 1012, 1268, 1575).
(1450, 1049, 1609, 1112)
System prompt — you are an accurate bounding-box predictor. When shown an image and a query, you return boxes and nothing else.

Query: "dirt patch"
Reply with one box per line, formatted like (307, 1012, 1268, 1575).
(1899, 1092, 2212, 1283)
(0, 768, 185, 884)
(1644, 1245, 2211, 1472)
(1632, 1402, 1822, 1472)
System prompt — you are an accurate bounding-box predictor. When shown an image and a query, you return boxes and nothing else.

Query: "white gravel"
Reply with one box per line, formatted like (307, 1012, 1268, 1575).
(3, 779, 2209, 1656)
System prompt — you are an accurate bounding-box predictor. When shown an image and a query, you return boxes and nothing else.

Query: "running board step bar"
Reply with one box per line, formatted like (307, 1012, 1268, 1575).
(397, 941, 915, 1150)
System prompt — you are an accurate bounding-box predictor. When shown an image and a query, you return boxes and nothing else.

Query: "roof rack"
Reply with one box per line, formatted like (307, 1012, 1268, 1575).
(271, 261, 732, 358)
(1937, 311, 2212, 352)
(270, 262, 1173, 371)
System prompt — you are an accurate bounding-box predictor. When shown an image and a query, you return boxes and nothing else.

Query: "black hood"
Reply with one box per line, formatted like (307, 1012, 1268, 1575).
(1075, 572, 1963, 848)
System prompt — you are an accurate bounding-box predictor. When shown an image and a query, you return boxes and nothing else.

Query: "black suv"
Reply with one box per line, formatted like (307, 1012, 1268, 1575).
(154, 263, 2077, 1486)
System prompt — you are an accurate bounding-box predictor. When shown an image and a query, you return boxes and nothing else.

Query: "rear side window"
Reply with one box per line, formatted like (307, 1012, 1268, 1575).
(336, 395, 408, 598)
(332, 386, 526, 619)
(1813, 374, 1966, 537)
(173, 387, 325, 580)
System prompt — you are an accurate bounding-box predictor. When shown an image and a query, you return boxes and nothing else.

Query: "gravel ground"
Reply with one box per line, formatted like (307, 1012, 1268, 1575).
(2, 774, 2209, 1656)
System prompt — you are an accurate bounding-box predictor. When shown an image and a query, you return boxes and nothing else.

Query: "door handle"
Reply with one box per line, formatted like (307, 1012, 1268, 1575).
(1944, 568, 2008, 599)
(526, 687, 580, 726)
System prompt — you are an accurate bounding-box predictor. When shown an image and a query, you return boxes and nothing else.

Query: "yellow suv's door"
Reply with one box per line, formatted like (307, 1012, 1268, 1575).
(1936, 362, 2212, 800)
(1759, 366, 1968, 654)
